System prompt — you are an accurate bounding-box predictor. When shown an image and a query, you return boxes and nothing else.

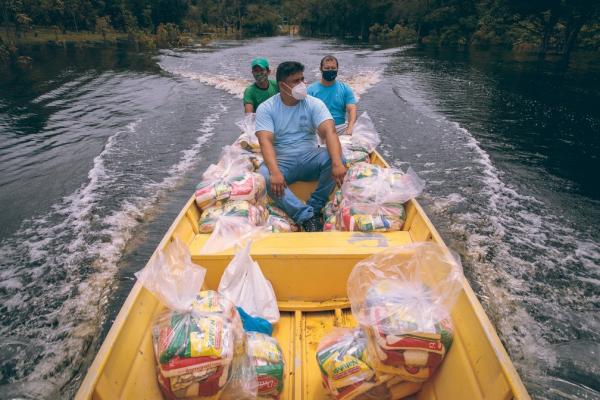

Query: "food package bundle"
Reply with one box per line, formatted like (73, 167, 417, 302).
(335, 201, 406, 232)
(246, 332, 285, 399)
(153, 290, 256, 399)
(322, 162, 424, 232)
(316, 329, 384, 400)
(338, 134, 370, 169)
(342, 163, 423, 205)
(265, 203, 298, 233)
(195, 172, 266, 209)
(199, 200, 269, 233)
(362, 280, 454, 382)
(347, 243, 464, 386)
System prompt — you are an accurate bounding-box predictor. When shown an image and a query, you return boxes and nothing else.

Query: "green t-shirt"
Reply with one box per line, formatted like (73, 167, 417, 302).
(243, 79, 279, 111)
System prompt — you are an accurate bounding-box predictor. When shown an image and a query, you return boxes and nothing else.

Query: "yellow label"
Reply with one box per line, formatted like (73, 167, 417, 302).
(189, 316, 224, 358)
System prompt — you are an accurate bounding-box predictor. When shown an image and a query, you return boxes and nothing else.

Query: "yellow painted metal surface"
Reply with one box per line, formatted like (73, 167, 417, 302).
(75, 151, 530, 400)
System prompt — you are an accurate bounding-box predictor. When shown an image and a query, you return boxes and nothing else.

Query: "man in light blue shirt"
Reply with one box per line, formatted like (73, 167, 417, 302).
(308, 55, 357, 135)
(255, 61, 346, 232)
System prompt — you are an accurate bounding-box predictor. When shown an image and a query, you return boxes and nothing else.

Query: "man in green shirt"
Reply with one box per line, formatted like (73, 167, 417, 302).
(243, 58, 279, 113)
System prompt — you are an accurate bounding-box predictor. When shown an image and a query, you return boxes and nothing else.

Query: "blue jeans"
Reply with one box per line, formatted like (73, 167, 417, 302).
(259, 147, 335, 224)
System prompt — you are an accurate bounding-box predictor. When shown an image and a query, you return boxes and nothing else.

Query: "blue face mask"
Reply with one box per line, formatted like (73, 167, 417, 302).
(322, 70, 338, 82)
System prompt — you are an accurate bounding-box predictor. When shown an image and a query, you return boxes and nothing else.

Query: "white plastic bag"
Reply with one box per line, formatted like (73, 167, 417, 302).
(202, 145, 254, 181)
(201, 216, 269, 254)
(235, 114, 260, 153)
(351, 112, 380, 153)
(135, 237, 206, 311)
(218, 242, 280, 323)
(347, 242, 463, 326)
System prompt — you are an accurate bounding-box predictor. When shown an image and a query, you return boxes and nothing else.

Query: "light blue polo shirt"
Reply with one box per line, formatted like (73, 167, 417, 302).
(255, 94, 332, 155)
(307, 81, 356, 125)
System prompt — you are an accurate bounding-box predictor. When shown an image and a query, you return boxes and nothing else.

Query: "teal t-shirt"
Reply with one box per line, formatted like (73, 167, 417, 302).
(255, 94, 333, 155)
(307, 81, 356, 125)
(243, 79, 279, 110)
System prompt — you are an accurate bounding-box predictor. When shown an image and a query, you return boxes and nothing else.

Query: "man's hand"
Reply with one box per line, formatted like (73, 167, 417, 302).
(345, 125, 353, 136)
(332, 162, 346, 187)
(270, 171, 287, 198)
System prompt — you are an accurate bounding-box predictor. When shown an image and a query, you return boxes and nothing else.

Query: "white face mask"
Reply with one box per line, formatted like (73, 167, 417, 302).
(284, 81, 307, 100)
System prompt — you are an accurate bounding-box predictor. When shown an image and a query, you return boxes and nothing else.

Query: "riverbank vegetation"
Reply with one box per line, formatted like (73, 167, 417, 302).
(1, 0, 599, 63)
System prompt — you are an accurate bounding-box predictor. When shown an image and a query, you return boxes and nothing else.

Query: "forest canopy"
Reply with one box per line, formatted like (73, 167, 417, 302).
(1, 0, 599, 55)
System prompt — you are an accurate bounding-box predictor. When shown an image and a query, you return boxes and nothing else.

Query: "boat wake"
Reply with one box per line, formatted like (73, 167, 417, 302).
(160, 62, 383, 102)
(388, 69, 600, 398)
(0, 102, 226, 398)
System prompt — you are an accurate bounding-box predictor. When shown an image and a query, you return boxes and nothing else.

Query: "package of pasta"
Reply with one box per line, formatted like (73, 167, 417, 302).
(348, 243, 463, 383)
(152, 290, 256, 399)
(316, 328, 385, 400)
(247, 332, 285, 399)
(199, 201, 268, 233)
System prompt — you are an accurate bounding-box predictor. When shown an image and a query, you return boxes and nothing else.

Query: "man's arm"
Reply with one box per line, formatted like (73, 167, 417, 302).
(256, 131, 286, 197)
(345, 104, 357, 135)
(317, 119, 346, 186)
(244, 103, 254, 113)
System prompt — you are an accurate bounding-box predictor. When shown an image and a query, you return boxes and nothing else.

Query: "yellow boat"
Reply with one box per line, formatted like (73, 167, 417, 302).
(76, 151, 530, 400)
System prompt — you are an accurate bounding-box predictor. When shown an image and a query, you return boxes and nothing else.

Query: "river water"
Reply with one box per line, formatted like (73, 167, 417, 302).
(0, 37, 598, 399)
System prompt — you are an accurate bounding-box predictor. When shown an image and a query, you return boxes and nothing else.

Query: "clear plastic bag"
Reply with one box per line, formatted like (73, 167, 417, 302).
(350, 112, 380, 153)
(316, 328, 380, 400)
(203, 145, 255, 182)
(235, 114, 261, 153)
(153, 290, 257, 399)
(342, 163, 424, 205)
(246, 332, 285, 399)
(200, 216, 269, 254)
(347, 243, 462, 381)
(218, 242, 280, 323)
(134, 238, 206, 311)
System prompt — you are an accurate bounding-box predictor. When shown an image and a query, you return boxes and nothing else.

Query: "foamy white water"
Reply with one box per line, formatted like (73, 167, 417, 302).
(0, 98, 226, 397)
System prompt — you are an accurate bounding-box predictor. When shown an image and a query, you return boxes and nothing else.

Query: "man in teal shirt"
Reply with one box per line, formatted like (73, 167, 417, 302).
(308, 55, 357, 135)
(243, 58, 279, 113)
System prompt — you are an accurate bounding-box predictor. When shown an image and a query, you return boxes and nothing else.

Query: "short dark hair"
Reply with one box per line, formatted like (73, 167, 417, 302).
(276, 61, 305, 82)
(320, 55, 338, 69)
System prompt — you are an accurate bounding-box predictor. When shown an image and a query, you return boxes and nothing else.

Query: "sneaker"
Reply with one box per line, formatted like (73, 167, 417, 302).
(301, 215, 323, 232)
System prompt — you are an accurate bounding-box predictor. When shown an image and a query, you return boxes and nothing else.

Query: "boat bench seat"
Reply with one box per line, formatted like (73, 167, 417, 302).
(188, 231, 413, 306)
